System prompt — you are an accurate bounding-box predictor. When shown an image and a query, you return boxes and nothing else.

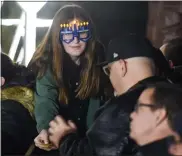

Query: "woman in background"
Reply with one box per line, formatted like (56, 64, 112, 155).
(1, 53, 37, 155)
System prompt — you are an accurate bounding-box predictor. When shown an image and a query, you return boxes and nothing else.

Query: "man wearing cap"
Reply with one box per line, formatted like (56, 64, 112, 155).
(47, 35, 170, 156)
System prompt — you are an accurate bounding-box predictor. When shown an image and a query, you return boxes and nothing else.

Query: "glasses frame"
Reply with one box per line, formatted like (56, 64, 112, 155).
(103, 64, 111, 76)
(134, 102, 157, 112)
(59, 23, 92, 44)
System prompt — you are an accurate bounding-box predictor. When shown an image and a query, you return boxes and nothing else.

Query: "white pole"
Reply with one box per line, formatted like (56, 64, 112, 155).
(9, 13, 25, 60)
(0, 0, 4, 52)
(17, 47, 24, 64)
(0, 0, 3, 8)
(24, 12, 36, 66)
(16, 1, 47, 66)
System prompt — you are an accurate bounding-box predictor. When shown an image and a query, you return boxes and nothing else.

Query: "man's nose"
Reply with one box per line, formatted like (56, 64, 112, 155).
(130, 111, 135, 120)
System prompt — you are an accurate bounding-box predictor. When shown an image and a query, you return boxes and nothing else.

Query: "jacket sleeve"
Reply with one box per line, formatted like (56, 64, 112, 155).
(57, 101, 112, 156)
(57, 102, 108, 156)
(58, 133, 95, 156)
(57, 104, 129, 156)
(34, 68, 60, 132)
(86, 103, 135, 156)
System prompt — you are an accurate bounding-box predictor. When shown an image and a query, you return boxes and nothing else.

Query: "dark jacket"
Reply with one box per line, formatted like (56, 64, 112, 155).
(57, 76, 169, 156)
(138, 137, 173, 156)
(1, 54, 38, 155)
(1, 100, 37, 155)
(1, 84, 37, 155)
(34, 44, 110, 136)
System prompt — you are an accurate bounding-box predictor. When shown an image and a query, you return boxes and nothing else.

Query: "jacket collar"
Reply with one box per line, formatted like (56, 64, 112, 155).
(139, 136, 172, 156)
(128, 76, 169, 92)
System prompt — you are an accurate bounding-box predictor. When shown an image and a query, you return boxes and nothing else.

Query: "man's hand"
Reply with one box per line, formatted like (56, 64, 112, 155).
(48, 115, 77, 148)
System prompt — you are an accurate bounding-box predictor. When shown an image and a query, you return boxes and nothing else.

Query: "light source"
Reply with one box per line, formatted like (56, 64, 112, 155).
(16, 1, 47, 66)
(0, 0, 4, 8)
(16, 1, 47, 13)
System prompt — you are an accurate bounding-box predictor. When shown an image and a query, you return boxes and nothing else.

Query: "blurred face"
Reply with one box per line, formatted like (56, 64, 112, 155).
(1, 77, 5, 87)
(62, 19, 87, 58)
(169, 142, 182, 156)
(130, 88, 158, 141)
(169, 131, 182, 155)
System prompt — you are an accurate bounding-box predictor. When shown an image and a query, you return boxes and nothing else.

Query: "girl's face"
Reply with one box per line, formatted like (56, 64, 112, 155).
(61, 19, 88, 58)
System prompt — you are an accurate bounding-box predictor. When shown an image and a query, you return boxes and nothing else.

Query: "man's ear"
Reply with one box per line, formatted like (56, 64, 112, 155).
(119, 59, 127, 77)
(1, 77, 5, 86)
(155, 108, 167, 126)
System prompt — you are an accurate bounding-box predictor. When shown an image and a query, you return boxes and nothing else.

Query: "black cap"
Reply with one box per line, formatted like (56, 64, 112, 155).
(98, 34, 171, 74)
(99, 34, 157, 65)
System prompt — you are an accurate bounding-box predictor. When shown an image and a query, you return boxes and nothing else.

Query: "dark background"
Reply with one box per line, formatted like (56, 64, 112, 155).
(1, 1, 148, 55)
(37, 1, 148, 47)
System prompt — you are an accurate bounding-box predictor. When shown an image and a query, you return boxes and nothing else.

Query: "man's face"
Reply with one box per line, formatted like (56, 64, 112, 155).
(130, 88, 158, 141)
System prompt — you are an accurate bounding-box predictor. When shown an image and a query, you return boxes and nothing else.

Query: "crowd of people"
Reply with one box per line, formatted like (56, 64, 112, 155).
(1, 4, 182, 156)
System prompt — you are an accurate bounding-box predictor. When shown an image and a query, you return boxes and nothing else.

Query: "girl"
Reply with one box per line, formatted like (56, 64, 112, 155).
(28, 4, 111, 150)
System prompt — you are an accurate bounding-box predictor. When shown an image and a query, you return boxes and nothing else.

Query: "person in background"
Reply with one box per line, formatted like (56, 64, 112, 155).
(168, 111, 182, 156)
(28, 4, 111, 152)
(160, 37, 182, 85)
(160, 37, 182, 69)
(130, 82, 182, 156)
(1, 52, 37, 155)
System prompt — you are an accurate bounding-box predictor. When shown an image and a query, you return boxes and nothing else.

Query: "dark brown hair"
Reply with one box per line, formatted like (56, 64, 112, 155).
(149, 83, 182, 130)
(28, 4, 101, 104)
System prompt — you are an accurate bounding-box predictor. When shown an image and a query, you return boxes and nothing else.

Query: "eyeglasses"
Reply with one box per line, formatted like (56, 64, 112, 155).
(102, 59, 126, 76)
(134, 102, 157, 112)
(102, 61, 116, 76)
(59, 22, 91, 44)
(103, 64, 111, 76)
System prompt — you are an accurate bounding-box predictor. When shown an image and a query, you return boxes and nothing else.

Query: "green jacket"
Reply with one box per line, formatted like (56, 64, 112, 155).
(34, 68, 101, 133)
(34, 69, 60, 132)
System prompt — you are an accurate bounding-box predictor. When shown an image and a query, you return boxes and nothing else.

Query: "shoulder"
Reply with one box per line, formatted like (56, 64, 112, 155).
(36, 67, 57, 86)
(94, 91, 140, 124)
(1, 86, 34, 117)
(2, 99, 30, 117)
(40, 67, 53, 79)
(138, 137, 171, 156)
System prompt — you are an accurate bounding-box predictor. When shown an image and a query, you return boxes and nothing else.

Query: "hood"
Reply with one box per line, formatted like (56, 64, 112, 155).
(1, 86, 35, 118)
